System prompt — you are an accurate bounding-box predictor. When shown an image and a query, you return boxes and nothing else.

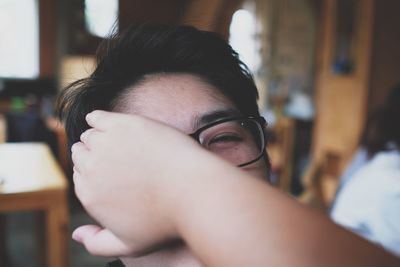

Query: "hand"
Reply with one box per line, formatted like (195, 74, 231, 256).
(72, 225, 202, 266)
(71, 110, 207, 256)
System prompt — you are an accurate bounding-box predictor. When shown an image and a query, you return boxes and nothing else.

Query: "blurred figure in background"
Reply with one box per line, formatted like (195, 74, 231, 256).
(331, 84, 400, 256)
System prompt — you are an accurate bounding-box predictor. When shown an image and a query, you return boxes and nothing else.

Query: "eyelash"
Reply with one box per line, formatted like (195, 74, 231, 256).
(208, 133, 243, 144)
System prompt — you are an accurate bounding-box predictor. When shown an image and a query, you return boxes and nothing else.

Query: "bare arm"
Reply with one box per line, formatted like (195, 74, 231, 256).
(172, 159, 398, 267)
(72, 110, 400, 267)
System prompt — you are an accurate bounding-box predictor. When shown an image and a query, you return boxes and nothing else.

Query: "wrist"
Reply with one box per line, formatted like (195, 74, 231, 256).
(167, 149, 247, 239)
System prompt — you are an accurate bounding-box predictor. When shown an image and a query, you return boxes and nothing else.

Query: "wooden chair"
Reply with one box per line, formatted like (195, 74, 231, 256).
(298, 151, 341, 210)
(267, 117, 295, 192)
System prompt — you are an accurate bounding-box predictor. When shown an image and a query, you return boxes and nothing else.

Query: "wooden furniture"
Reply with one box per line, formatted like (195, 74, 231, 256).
(313, 0, 375, 172)
(0, 143, 69, 267)
(267, 117, 295, 192)
(306, 0, 400, 209)
(299, 151, 341, 210)
(0, 115, 5, 143)
(46, 116, 69, 173)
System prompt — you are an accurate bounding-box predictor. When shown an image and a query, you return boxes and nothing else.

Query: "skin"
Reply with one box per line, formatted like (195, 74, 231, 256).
(113, 73, 268, 181)
(71, 74, 400, 266)
(81, 73, 268, 266)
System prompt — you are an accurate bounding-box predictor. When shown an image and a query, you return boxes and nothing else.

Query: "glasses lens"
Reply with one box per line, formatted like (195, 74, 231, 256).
(199, 119, 264, 166)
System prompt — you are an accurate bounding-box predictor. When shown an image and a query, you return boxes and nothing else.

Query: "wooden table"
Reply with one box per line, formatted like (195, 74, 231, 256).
(0, 142, 69, 267)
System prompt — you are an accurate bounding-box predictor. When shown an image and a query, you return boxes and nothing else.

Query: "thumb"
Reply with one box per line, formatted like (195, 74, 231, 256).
(72, 225, 131, 257)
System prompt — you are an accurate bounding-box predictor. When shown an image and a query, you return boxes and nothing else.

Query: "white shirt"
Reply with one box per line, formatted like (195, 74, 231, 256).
(331, 150, 400, 256)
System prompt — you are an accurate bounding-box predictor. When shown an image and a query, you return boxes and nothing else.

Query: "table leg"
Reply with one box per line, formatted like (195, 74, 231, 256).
(0, 214, 10, 267)
(46, 194, 69, 267)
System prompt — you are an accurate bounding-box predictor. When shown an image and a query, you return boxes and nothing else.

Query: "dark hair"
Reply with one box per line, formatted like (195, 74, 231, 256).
(57, 24, 260, 144)
(361, 84, 400, 157)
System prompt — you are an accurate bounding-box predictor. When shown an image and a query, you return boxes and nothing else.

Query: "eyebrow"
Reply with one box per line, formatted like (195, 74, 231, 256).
(193, 108, 242, 130)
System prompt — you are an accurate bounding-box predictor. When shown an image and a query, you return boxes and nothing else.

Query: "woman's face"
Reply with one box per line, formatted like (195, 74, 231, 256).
(114, 73, 268, 267)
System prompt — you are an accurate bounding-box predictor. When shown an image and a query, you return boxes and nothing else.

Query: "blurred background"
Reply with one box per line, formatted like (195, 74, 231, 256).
(0, 0, 399, 266)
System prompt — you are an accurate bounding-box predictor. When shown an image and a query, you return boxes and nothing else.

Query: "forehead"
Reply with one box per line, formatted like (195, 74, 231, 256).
(114, 73, 238, 132)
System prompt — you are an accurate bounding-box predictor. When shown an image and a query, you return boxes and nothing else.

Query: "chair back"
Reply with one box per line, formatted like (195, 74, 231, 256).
(299, 151, 341, 210)
(267, 117, 295, 192)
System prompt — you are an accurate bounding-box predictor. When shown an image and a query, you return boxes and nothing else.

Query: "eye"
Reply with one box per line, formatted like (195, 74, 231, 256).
(208, 133, 244, 145)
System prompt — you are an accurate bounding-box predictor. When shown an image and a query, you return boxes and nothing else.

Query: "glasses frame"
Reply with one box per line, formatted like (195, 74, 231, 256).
(189, 116, 268, 167)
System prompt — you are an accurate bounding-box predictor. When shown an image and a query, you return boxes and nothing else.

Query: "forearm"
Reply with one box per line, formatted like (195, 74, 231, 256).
(172, 158, 400, 267)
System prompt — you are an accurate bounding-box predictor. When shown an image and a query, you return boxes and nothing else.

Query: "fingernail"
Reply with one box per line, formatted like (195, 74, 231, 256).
(86, 110, 103, 123)
(86, 112, 95, 123)
(72, 228, 83, 242)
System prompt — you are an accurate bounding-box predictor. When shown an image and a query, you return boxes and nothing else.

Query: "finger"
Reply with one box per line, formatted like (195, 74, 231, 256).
(80, 128, 95, 144)
(85, 110, 117, 131)
(86, 110, 143, 131)
(72, 225, 131, 257)
(80, 128, 101, 148)
(71, 142, 89, 173)
(72, 169, 83, 200)
(72, 167, 79, 184)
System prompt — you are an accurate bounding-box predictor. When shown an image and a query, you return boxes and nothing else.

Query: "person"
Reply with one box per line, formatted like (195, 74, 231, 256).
(58, 23, 270, 267)
(331, 84, 400, 256)
(58, 24, 400, 266)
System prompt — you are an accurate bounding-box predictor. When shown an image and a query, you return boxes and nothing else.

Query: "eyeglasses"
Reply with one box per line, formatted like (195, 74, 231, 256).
(189, 116, 267, 167)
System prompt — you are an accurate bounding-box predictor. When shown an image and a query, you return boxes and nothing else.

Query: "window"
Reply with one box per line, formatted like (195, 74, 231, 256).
(85, 0, 119, 38)
(229, 7, 261, 74)
(229, 3, 266, 110)
(0, 0, 39, 78)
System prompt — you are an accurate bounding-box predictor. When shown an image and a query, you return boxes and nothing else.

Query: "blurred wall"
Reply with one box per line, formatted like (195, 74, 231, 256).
(38, 0, 244, 80)
(368, 0, 400, 112)
(120, 0, 243, 38)
(119, 0, 188, 30)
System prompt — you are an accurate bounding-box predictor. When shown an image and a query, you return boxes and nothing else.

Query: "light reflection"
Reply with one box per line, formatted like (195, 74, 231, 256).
(85, 0, 119, 38)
